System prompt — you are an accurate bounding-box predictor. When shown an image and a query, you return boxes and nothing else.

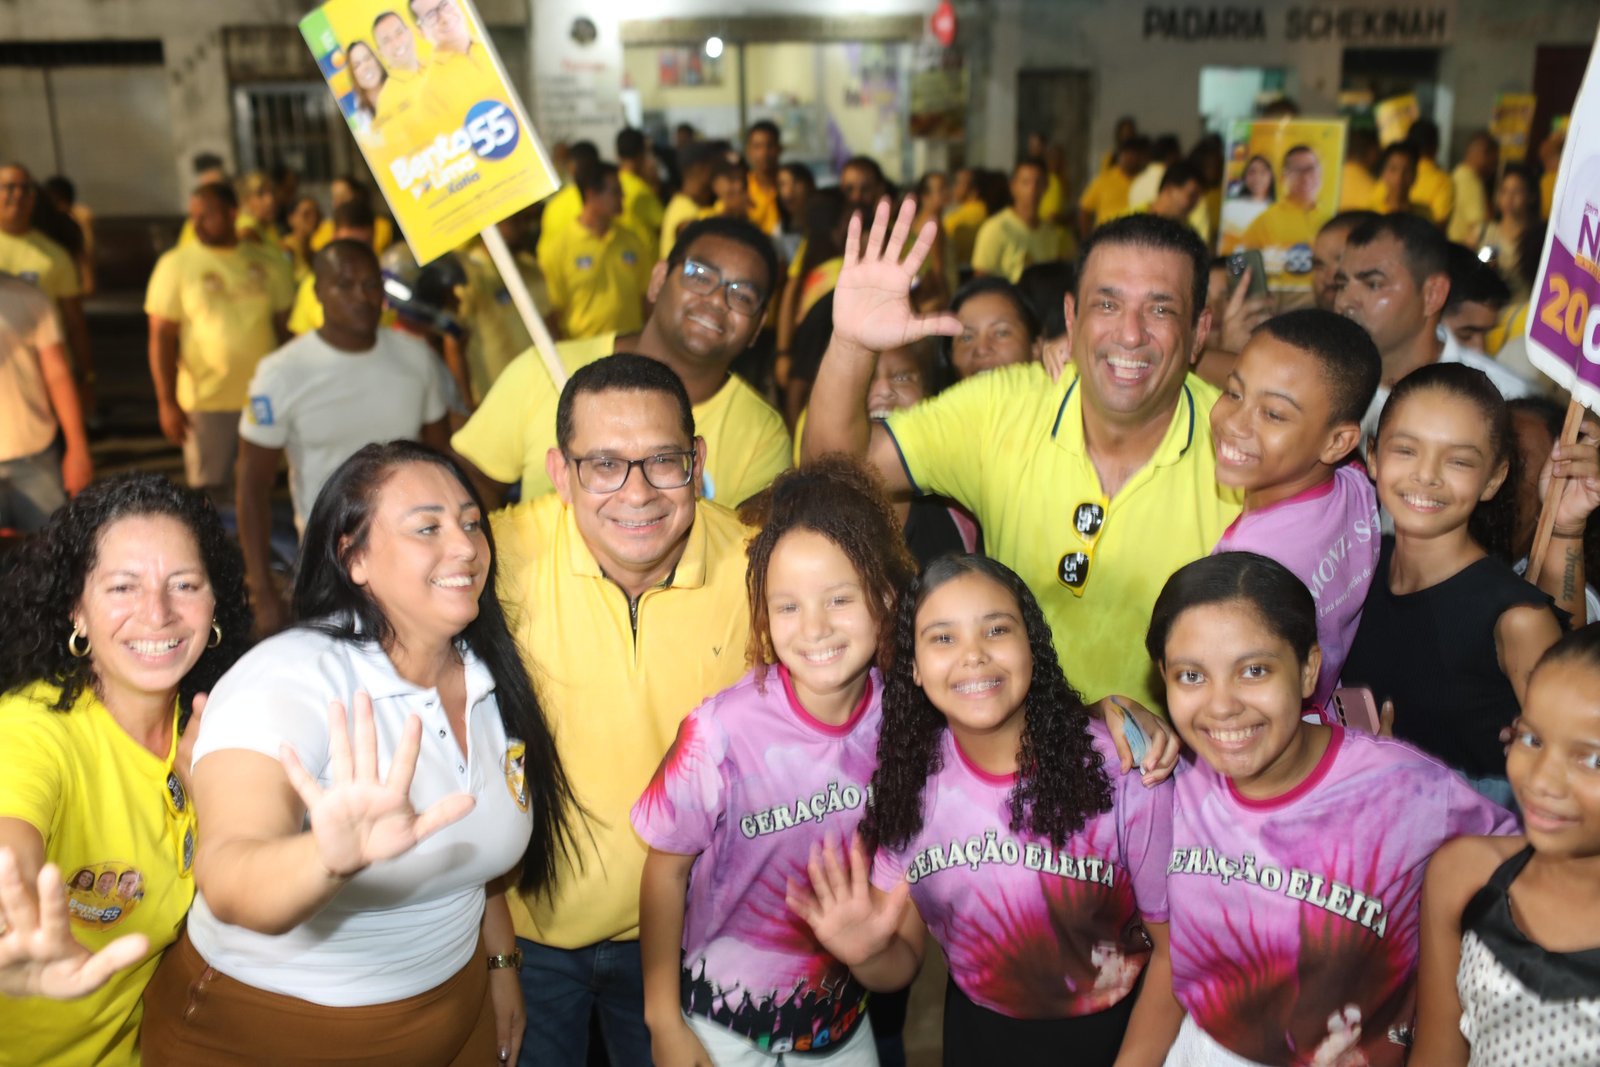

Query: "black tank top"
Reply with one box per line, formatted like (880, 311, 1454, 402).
(1341, 537, 1558, 778)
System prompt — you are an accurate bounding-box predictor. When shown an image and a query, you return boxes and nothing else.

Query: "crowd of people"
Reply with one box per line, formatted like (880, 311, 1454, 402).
(1, 94, 1599, 1067)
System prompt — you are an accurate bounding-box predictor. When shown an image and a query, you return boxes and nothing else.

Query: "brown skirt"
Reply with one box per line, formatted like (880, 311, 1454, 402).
(140, 929, 497, 1066)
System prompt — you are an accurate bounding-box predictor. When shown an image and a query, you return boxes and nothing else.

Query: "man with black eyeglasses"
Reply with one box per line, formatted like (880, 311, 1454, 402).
(454, 216, 792, 509)
(491, 353, 754, 1067)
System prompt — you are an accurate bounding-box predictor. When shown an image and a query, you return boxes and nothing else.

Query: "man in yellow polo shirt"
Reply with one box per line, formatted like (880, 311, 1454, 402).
(409, 0, 501, 127)
(806, 206, 1240, 712)
(971, 159, 1075, 282)
(743, 120, 783, 235)
(493, 353, 752, 1066)
(455, 216, 791, 508)
(146, 182, 293, 496)
(616, 127, 664, 252)
(536, 142, 597, 259)
(942, 167, 989, 270)
(537, 161, 652, 340)
(370, 9, 430, 153)
(0, 163, 93, 400)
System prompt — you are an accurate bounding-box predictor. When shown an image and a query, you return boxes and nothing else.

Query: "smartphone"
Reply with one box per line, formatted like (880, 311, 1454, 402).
(1109, 697, 1149, 766)
(1330, 686, 1381, 734)
(1228, 249, 1270, 298)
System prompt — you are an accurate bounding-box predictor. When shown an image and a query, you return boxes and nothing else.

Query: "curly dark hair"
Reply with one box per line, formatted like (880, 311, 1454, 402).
(0, 473, 252, 719)
(1376, 363, 1520, 562)
(738, 456, 916, 678)
(291, 441, 581, 897)
(862, 555, 1111, 853)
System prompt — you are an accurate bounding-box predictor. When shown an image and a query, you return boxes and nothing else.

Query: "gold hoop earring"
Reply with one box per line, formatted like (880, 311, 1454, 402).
(67, 627, 90, 659)
(208, 622, 223, 649)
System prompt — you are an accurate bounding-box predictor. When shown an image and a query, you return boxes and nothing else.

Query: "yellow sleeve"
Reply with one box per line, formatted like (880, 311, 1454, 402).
(143, 251, 182, 322)
(1429, 174, 1455, 227)
(41, 242, 81, 300)
(450, 351, 551, 485)
(0, 698, 66, 835)
(883, 367, 1015, 510)
(970, 217, 1004, 274)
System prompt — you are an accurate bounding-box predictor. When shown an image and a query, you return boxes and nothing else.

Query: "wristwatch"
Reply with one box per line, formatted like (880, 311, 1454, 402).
(487, 949, 523, 971)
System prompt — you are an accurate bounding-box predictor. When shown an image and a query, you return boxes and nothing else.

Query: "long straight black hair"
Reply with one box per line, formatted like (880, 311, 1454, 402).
(293, 440, 579, 896)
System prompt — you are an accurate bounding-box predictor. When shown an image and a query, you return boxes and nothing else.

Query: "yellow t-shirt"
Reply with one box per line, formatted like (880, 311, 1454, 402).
(942, 199, 989, 268)
(1079, 168, 1132, 229)
(0, 683, 196, 1067)
(659, 193, 702, 260)
(452, 334, 792, 505)
(1339, 161, 1377, 212)
(0, 230, 80, 300)
(970, 207, 1076, 282)
(884, 363, 1240, 711)
(536, 222, 653, 340)
(459, 239, 548, 404)
(308, 216, 395, 255)
(746, 173, 781, 235)
(494, 495, 752, 947)
(144, 241, 294, 412)
(1241, 199, 1322, 251)
(619, 169, 665, 253)
(1410, 156, 1455, 226)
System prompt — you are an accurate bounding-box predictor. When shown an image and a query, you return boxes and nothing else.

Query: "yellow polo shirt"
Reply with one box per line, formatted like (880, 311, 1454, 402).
(144, 241, 294, 412)
(0, 229, 80, 299)
(746, 173, 781, 235)
(1339, 161, 1377, 211)
(451, 333, 792, 506)
(0, 683, 196, 1067)
(619, 169, 665, 252)
(1079, 168, 1132, 229)
(537, 222, 653, 340)
(1241, 199, 1322, 251)
(942, 198, 989, 267)
(1410, 156, 1455, 226)
(1039, 172, 1066, 224)
(970, 207, 1075, 282)
(494, 494, 753, 947)
(885, 362, 1241, 711)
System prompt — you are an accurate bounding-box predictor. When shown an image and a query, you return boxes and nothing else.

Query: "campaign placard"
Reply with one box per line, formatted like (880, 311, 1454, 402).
(1217, 119, 1346, 291)
(1526, 26, 1600, 413)
(300, 0, 558, 263)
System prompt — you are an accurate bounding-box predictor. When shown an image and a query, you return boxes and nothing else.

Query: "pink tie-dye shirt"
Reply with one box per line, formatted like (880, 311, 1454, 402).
(1168, 726, 1518, 1066)
(632, 665, 879, 1055)
(1213, 464, 1381, 718)
(870, 721, 1172, 1019)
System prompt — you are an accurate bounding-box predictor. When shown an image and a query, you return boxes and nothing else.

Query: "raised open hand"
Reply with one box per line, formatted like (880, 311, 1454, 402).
(281, 692, 476, 880)
(785, 833, 911, 968)
(0, 849, 150, 1000)
(831, 197, 962, 355)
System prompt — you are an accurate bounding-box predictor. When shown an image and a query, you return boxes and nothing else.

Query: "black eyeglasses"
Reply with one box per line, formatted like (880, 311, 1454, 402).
(1057, 500, 1107, 596)
(567, 451, 695, 494)
(679, 258, 764, 315)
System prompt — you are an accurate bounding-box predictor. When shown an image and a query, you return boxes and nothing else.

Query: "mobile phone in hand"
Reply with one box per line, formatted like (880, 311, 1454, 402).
(1330, 686, 1381, 734)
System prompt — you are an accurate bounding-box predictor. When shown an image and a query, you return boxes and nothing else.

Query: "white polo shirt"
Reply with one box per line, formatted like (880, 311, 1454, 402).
(239, 329, 447, 532)
(187, 625, 533, 1006)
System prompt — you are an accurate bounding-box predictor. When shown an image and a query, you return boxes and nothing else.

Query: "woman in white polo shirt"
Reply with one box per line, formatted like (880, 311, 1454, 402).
(140, 441, 578, 1066)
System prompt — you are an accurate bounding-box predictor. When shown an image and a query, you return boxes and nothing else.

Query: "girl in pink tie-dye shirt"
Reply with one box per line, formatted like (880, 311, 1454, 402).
(633, 460, 917, 1067)
(788, 555, 1176, 1067)
(1143, 552, 1517, 1067)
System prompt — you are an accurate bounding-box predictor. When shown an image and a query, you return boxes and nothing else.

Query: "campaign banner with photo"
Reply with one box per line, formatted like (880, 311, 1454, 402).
(1525, 26, 1600, 414)
(1217, 119, 1346, 291)
(300, 0, 558, 264)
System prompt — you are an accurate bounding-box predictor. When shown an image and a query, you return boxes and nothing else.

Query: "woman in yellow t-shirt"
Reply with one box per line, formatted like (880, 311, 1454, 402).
(0, 473, 251, 1067)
